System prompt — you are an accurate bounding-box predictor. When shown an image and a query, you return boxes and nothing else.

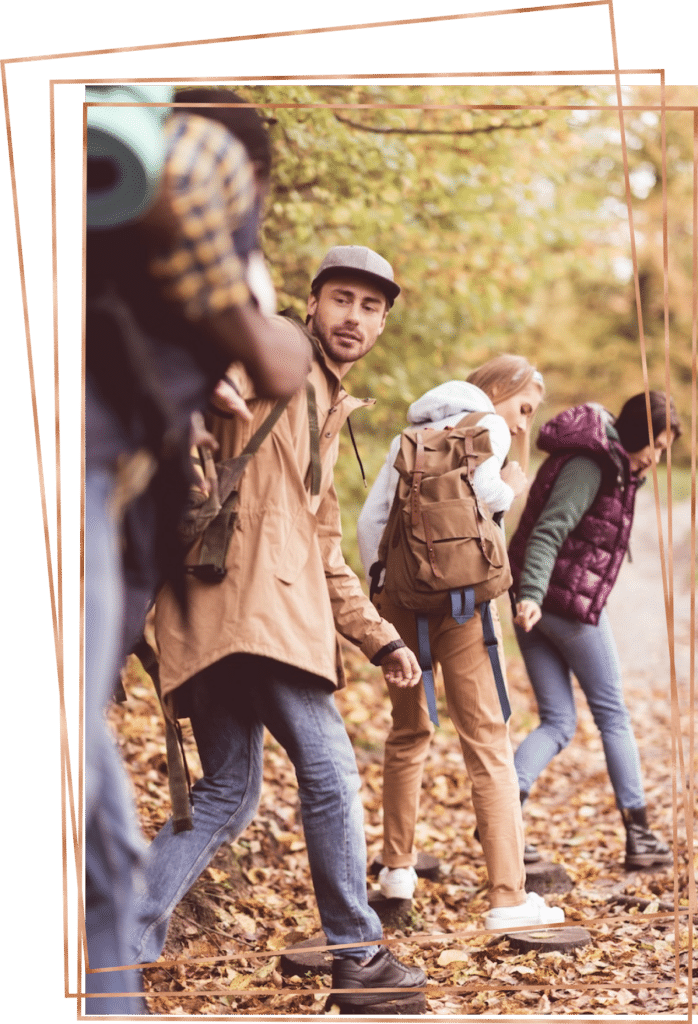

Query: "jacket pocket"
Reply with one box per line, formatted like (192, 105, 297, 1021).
(274, 506, 317, 585)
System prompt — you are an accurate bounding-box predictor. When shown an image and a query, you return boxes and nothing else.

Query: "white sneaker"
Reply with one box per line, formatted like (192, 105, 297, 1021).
(378, 865, 418, 900)
(484, 891, 565, 930)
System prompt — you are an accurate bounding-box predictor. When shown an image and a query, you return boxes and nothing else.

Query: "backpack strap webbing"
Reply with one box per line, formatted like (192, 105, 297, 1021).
(304, 381, 321, 496)
(415, 614, 440, 727)
(416, 595, 511, 728)
(131, 635, 193, 834)
(411, 430, 444, 580)
(450, 586, 475, 624)
(190, 398, 290, 582)
(480, 601, 512, 722)
(416, 587, 477, 727)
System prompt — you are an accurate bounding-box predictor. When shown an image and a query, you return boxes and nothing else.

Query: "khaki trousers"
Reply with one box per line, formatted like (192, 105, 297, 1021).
(374, 594, 526, 908)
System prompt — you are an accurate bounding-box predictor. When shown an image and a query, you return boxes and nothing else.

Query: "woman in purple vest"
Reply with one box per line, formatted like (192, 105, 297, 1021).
(507, 392, 682, 869)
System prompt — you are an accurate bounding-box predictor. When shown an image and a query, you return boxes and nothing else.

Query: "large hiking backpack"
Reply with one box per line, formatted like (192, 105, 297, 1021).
(372, 411, 513, 726)
(375, 411, 512, 610)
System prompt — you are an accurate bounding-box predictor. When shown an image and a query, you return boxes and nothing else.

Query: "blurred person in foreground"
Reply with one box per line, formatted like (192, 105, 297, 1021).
(84, 86, 309, 1014)
(131, 246, 430, 1015)
(508, 392, 681, 869)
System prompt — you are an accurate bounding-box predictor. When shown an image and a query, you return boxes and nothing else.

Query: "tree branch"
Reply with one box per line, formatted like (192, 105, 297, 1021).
(333, 113, 547, 137)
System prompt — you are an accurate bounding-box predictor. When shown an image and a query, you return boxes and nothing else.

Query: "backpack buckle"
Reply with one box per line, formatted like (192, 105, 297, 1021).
(185, 564, 227, 584)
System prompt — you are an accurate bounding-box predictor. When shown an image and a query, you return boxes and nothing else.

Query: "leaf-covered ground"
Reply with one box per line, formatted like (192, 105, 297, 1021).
(112, 621, 695, 1017)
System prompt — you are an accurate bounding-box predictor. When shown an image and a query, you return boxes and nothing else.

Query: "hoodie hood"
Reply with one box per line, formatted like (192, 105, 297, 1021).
(407, 381, 495, 428)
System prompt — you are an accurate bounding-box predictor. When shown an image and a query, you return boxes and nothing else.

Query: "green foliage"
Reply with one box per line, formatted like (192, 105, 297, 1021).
(200, 84, 695, 575)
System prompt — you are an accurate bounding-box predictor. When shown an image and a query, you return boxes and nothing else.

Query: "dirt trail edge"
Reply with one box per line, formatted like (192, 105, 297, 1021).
(606, 486, 694, 691)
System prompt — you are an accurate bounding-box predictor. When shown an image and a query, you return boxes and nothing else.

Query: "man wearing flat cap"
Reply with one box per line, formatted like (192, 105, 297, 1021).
(132, 246, 428, 1012)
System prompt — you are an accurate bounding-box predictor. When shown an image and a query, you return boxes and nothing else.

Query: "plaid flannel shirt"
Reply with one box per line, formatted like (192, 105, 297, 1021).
(150, 112, 254, 320)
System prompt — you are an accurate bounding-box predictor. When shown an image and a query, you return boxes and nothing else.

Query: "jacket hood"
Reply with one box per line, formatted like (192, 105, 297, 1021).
(407, 381, 495, 427)
(537, 403, 623, 468)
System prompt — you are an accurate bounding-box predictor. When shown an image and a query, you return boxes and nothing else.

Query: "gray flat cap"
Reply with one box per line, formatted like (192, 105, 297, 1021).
(311, 245, 400, 305)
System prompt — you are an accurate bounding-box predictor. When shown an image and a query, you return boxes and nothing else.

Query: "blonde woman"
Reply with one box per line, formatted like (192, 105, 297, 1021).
(357, 356, 560, 929)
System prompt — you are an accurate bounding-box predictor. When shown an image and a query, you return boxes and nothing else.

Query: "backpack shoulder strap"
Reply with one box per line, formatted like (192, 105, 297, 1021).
(453, 410, 491, 482)
(456, 410, 489, 429)
(190, 397, 290, 582)
(131, 635, 193, 833)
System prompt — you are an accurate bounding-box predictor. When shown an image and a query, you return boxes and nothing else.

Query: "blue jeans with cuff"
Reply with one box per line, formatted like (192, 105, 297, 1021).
(513, 608, 645, 809)
(130, 654, 382, 964)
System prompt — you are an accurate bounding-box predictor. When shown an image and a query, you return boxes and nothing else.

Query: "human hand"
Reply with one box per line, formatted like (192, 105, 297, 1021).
(514, 600, 542, 632)
(500, 460, 528, 497)
(188, 412, 219, 500)
(209, 378, 253, 421)
(381, 647, 422, 688)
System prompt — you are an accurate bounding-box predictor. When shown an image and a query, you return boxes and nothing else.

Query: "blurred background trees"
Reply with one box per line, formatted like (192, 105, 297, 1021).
(204, 83, 695, 572)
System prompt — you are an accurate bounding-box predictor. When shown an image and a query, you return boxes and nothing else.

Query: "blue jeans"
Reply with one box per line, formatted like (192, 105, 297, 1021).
(130, 654, 382, 963)
(513, 608, 645, 809)
(85, 467, 148, 1015)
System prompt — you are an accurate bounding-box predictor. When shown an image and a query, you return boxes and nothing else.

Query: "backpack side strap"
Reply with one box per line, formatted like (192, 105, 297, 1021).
(415, 613, 440, 727)
(131, 635, 193, 834)
(480, 601, 512, 722)
(415, 595, 511, 728)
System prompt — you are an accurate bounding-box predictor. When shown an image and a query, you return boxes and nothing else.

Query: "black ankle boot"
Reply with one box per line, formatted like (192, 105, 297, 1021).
(518, 791, 541, 862)
(621, 807, 673, 870)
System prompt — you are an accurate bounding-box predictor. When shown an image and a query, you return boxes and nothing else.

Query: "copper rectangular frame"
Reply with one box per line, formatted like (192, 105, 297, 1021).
(2, 0, 691, 1015)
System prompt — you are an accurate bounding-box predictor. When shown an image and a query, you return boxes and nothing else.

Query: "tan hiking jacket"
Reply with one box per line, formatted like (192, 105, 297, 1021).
(153, 319, 401, 697)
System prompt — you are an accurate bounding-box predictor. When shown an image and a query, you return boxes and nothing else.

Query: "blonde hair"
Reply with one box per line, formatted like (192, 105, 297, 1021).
(466, 354, 545, 473)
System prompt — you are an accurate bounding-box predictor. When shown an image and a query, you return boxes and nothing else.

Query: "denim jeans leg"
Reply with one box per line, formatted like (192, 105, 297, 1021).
(247, 657, 383, 959)
(513, 620, 578, 796)
(85, 467, 148, 1014)
(537, 610, 645, 809)
(130, 667, 264, 964)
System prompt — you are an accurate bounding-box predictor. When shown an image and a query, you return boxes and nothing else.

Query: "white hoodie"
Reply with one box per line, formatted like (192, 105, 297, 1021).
(356, 381, 514, 581)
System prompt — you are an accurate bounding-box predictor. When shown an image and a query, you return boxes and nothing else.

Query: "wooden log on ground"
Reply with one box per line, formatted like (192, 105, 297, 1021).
(369, 851, 441, 880)
(524, 860, 574, 895)
(279, 934, 331, 976)
(505, 925, 592, 953)
(330, 992, 427, 1014)
(367, 890, 423, 930)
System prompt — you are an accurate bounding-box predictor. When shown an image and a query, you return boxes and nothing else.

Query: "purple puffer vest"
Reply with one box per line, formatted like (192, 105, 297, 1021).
(508, 404, 642, 625)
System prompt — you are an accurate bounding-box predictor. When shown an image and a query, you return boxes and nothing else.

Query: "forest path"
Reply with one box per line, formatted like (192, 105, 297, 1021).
(606, 486, 694, 692)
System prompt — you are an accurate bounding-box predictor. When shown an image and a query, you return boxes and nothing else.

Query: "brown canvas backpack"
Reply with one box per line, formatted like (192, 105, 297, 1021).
(371, 411, 513, 728)
(374, 411, 513, 612)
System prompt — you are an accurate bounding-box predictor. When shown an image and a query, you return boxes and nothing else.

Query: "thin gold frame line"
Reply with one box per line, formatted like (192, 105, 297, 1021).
(608, 4, 690, 1000)
(659, 69, 684, 989)
(65, 86, 691, 1007)
(83, 101, 698, 112)
(3, 1, 610, 65)
(51, 68, 667, 81)
(90, 906, 695, 974)
(70, 86, 691, 1007)
(76, 101, 91, 1011)
(685, 103, 698, 1022)
(73, 72, 642, 1015)
(77, 976, 693, 1001)
(50, 78, 85, 1001)
(35, 59, 683, 1011)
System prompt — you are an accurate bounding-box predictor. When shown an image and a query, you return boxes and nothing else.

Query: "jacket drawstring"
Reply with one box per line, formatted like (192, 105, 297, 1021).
(347, 416, 367, 488)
